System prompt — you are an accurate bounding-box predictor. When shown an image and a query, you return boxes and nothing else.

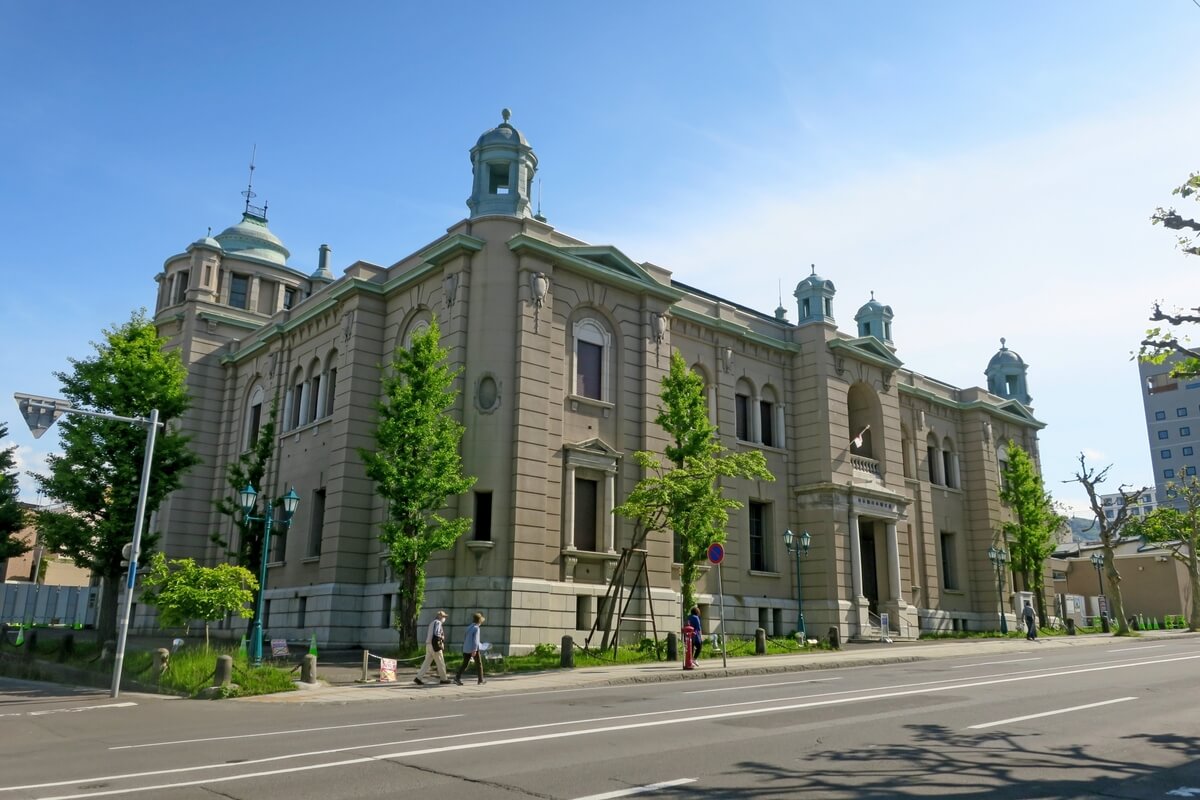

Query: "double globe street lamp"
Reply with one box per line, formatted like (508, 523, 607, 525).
(238, 484, 300, 666)
(783, 529, 812, 642)
(987, 545, 1009, 634)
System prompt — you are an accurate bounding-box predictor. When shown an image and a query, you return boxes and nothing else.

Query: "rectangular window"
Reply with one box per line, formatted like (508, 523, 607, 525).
(1188, 466, 1197, 477)
(306, 488, 326, 558)
(1183, 427, 1192, 437)
(943, 451, 956, 489)
(1143, 494, 1152, 503)
(488, 162, 510, 194)
(748, 502, 768, 572)
(760, 401, 775, 447)
(173, 271, 189, 304)
(246, 402, 262, 448)
(1162, 449, 1172, 459)
(928, 446, 941, 484)
(1156, 411, 1167, 421)
(271, 522, 287, 563)
(1159, 430, 1170, 440)
(263, 599, 271, 628)
(735, 394, 751, 441)
(576, 341, 603, 400)
(283, 287, 296, 309)
(325, 367, 337, 417)
(1105, 509, 1115, 519)
(1179, 408, 1189, 417)
(574, 478, 598, 552)
(1165, 468, 1176, 479)
(1185, 446, 1194, 457)
(381, 594, 393, 629)
(940, 532, 959, 590)
(801, 298, 811, 318)
(862, 322, 872, 336)
(474, 491, 493, 542)
(290, 383, 304, 429)
(296, 596, 307, 630)
(308, 376, 321, 424)
(229, 274, 249, 309)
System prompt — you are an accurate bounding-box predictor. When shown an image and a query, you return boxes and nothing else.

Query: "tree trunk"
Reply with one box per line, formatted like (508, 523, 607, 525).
(397, 561, 420, 650)
(1104, 554, 1129, 635)
(96, 574, 119, 643)
(1189, 544, 1200, 632)
(680, 559, 699, 622)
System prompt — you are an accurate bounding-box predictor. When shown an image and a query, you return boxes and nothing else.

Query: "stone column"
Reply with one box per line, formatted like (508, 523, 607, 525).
(849, 512, 864, 601)
(886, 521, 903, 603)
(752, 392, 762, 444)
(563, 464, 576, 550)
(604, 470, 616, 553)
(775, 404, 786, 450)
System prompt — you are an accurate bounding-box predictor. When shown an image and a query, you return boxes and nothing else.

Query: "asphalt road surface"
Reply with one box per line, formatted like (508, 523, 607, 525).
(3, 637, 1200, 799)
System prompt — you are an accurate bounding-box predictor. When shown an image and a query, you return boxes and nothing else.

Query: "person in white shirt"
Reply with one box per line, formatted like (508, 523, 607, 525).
(414, 609, 450, 685)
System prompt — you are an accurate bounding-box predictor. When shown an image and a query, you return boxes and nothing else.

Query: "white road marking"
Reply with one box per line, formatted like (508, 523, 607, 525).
(968, 696, 1137, 730)
(572, 778, 697, 799)
(950, 658, 1041, 669)
(13, 652, 1200, 799)
(109, 714, 463, 749)
(0, 701, 136, 719)
(1110, 644, 1167, 653)
(683, 677, 841, 694)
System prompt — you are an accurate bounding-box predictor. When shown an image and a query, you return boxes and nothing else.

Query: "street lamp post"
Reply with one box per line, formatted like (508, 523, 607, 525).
(14, 392, 161, 699)
(783, 529, 812, 642)
(987, 546, 1009, 634)
(238, 484, 300, 666)
(1090, 551, 1110, 633)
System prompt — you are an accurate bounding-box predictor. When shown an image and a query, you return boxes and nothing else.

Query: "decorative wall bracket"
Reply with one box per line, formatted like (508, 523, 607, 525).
(881, 369, 893, 391)
(466, 540, 494, 575)
(721, 345, 734, 373)
(530, 271, 550, 333)
(835, 356, 845, 377)
(443, 271, 459, 308)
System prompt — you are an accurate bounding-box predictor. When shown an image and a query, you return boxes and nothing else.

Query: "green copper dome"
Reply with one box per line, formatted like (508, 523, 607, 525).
(215, 213, 290, 265)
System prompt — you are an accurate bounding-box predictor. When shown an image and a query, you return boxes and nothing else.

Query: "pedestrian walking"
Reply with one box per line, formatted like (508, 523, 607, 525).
(687, 606, 703, 661)
(454, 612, 486, 685)
(413, 609, 449, 685)
(1023, 600, 1037, 640)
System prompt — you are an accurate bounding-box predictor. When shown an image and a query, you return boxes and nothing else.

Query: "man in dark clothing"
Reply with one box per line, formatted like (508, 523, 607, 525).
(687, 606, 703, 660)
(1023, 601, 1037, 640)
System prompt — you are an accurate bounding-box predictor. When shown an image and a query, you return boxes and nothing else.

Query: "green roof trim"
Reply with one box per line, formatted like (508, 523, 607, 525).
(828, 337, 904, 370)
(196, 311, 268, 332)
(507, 235, 682, 302)
(671, 306, 800, 352)
(898, 383, 1046, 429)
(417, 233, 485, 266)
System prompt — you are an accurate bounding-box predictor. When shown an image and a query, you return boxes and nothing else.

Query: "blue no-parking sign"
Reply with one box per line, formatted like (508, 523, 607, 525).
(707, 542, 724, 565)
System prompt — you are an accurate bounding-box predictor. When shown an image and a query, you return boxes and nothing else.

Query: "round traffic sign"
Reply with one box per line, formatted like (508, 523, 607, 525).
(707, 542, 725, 565)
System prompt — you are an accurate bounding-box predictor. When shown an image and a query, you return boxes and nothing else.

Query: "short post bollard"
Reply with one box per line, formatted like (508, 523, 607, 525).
(214, 654, 233, 687)
(361, 649, 370, 682)
(666, 631, 678, 661)
(1065, 618, 1076, 636)
(58, 633, 75, 663)
(301, 654, 317, 683)
(683, 625, 695, 670)
(153, 648, 170, 677)
(827, 627, 841, 650)
(560, 635, 575, 668)
(22, 629, 38, 660)
(755, 627, 767, 655)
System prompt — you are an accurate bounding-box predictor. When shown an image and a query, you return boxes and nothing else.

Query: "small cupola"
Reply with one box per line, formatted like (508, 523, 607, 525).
(985, 338, 1032, 405)
(855, 291, 894, 345)
(793, 265, 836, 325)
(467, 109, 538, 219)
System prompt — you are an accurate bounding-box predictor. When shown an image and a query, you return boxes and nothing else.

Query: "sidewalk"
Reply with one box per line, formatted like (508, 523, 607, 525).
(243, 630, 1197, 705)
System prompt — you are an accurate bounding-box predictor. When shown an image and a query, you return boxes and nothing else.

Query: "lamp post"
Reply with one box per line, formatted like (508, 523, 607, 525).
(1090, 551, 1110, 633)
(238, 484, 300, 666)
(783, 529, 812, 641)
(14, 392, 161, 699)
(987, 546, 1009, 634)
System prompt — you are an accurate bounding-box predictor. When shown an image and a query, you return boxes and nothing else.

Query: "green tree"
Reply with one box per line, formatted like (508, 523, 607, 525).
(999, 441, 1064, 624)
(1125, 474, 1200, 631)
(33, 311, 199, 642)
(0, 423, 30, 564)
(361, 319, 475, 649)
(1144, 172, 1200, 375)
(211, 400, 279, 634)
(139, 552, 257, 647)
(616, 351, 774, 617)
(1069, 454, 1148, 636)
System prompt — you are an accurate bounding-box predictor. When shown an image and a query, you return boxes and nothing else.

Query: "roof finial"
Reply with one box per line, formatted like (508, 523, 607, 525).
(501, 107, 512, 124)
(810, 264, 816, 276)
(870, 290, 875, 300)
(778, 279, 783, 307)
(1000, 337, 1007, 349)
(207, 226, 212, 237)
(242, 144, 257, 213)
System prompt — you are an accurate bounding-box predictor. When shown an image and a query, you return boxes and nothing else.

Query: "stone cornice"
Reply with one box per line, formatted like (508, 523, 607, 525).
(671, 306, 801, 353)
(898, 383, 1045, 429)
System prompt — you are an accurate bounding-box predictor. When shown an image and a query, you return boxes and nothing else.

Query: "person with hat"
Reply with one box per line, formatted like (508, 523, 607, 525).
(414, 609, 450, 685)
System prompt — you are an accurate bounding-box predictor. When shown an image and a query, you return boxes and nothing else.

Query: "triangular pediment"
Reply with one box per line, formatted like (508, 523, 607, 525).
(563, 245, 654, 283)
(828, 337, 905, 370)
(996, 399, 1038, 424)
(565, 437, 621, 457)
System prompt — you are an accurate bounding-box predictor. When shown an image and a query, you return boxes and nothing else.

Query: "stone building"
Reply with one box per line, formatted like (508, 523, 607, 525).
(148, 112, 1045, 651)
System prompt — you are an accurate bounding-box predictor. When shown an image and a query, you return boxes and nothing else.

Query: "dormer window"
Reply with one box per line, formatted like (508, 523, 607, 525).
(488, 163, 510, 195)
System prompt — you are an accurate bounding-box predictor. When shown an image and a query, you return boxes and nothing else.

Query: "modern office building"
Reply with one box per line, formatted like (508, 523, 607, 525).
(1140, 356, 1200, 509)
(146, 112, 1047, 651)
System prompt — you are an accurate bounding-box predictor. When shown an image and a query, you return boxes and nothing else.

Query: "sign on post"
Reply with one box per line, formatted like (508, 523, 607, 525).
(379, 658, 396, 682)
(879, 612, 890, 642)
(707, 543, 724, 565)
(270, 638, 290, 658)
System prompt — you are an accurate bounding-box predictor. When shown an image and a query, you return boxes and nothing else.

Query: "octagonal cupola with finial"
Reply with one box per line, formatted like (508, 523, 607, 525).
(855, 291, 894, 346)
(986, 338, 1032, 405)
(467, 108, 538, 219)
(793, 265, 836, 325)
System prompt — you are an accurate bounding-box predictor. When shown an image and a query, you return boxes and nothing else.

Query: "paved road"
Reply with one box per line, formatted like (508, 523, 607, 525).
(3, 635, 1200, 799)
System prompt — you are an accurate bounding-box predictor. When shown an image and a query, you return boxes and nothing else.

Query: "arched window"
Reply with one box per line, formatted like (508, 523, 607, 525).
(404, 318, 431, 349)
(572, 318, 610, 401)
(287, 366, 305, 430)
(734, 377, 755, 442)
(941, 436, 959, 489)
(244, 385, 265, 449)
(324, 349, 338, 418)
(691, 362, 716, 428)
(760, 384, 783, 448)
(306, 358, 322, 424)
(926, 433, 943, 485)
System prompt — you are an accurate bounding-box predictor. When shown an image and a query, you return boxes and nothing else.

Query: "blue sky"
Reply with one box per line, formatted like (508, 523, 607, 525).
(2, 2, 1198, 515)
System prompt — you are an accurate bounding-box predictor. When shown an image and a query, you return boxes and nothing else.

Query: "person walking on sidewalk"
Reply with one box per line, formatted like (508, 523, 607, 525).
(454, 612, 486, 685)
(1023, 600, 1038, 640)
(414, 610, 450, 685)
(687, 606, 703, 661)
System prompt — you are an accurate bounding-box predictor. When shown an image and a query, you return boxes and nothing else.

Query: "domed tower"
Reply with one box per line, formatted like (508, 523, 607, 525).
(855, 292, 894, 346)
(793, 265, 836, 325)
(986, 338, 1032, 405)
(467, 109, 538, 219)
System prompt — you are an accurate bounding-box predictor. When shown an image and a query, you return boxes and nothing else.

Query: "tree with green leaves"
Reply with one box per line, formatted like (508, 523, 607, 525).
(999, 441, 1064, 625)
(1069, 454, 1148, 636)
(33, 311, 199, 642)
(616, 351, 774, 617)
(1143, 172, 1200, 376)
(361, 319, 475, 649)
(211, 400, 279, 633)
(0, 423, 30, 565)
(139, 552, 257, 647)
(1125, 474, 1200, 631)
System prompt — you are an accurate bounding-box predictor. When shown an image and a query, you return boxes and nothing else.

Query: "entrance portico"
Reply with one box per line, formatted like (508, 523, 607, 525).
(848, 491, 917, 639)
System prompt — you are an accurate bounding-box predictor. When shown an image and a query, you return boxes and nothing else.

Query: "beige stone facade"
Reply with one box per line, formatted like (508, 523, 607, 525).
(148, 115, 1045, 652)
